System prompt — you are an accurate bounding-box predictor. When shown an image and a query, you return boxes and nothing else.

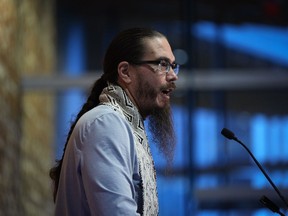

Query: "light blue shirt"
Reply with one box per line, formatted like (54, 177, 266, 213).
(55, 105, 142, 216)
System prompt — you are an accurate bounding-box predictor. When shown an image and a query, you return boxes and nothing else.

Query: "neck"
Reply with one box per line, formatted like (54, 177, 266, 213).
(118, 82, 147, 119)
(125, 87, 147, 118)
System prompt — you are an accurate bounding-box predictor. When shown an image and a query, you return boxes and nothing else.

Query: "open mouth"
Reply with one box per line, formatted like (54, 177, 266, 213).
(161, 88, 173, 97)
(160, 83, 176, 98)
(162, 89, 172, 95)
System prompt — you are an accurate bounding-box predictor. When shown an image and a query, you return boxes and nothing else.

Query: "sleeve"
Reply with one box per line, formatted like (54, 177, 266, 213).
(79, 112, 140, 216)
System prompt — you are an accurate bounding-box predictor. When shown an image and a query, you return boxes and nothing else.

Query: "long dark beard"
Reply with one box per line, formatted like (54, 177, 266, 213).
(147, 105, 176, 166)
(135, 74, 176, 164)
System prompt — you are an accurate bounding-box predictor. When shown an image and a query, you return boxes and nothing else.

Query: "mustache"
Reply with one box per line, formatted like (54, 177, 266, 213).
(160, 82, 176, 91)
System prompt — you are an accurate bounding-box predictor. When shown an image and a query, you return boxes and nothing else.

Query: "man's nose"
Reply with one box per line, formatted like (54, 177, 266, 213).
(166, 69, 178, 81)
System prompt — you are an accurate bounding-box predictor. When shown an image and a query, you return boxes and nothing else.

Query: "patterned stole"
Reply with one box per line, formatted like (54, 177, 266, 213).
(99, 83, 159, 216)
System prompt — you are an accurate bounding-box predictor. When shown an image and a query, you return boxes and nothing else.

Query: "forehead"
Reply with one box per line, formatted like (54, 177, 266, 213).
(142, 37, 175, 62)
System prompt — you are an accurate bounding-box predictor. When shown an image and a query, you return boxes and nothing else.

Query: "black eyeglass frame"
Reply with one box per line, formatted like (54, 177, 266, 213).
(130, 59, 180, 75)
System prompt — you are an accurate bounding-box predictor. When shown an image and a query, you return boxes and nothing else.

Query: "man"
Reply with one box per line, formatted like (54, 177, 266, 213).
(50, 27, 179, 216)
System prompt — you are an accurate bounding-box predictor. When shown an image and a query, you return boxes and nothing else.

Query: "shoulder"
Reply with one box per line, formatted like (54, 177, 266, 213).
(80, 104, 120, 122)
(74, 105, 133, 141)
(78, 105, 125, 126)
(73, 105, 137, 163)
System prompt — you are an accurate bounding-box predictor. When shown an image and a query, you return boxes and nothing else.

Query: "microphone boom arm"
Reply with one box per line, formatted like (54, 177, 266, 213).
(221, 128, 288, 210)
(235, 137, 288, 209)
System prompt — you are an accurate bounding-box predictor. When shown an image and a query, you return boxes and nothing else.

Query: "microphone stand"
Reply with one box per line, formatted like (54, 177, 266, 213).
(221, 128, 288, 215)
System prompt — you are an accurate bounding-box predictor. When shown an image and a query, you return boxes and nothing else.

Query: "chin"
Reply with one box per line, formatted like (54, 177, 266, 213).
(156, 100, 169, 110)
(159, 94, 171, 104)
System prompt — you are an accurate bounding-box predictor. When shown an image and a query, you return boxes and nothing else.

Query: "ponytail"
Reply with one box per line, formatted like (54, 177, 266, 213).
(49, 75, 108, 202)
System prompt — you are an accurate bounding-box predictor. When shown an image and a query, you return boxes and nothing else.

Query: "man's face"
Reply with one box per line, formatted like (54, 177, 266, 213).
(128, 37, 178, 162)
(130, 37, 178, 117)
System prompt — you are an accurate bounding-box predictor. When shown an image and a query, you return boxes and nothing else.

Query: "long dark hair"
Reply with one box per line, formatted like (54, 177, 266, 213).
(49, 27, 165, 201)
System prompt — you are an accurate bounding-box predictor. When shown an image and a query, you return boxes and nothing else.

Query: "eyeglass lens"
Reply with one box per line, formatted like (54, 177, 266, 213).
(159, 60, 179, 75)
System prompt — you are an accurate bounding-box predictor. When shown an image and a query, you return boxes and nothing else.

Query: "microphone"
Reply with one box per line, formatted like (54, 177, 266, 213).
(221, 128, 236, 140)
(221, 128, 288, 215)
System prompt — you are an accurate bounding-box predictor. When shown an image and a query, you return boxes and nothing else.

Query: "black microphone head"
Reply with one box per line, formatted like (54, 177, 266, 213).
(221, 128, 236, 140)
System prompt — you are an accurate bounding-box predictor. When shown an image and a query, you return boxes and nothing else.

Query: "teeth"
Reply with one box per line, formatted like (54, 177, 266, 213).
(162, 88, 173, 95)
(162, 89, 170, 95)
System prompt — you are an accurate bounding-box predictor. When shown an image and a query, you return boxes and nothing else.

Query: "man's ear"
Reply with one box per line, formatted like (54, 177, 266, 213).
(118, 61, 132, 84)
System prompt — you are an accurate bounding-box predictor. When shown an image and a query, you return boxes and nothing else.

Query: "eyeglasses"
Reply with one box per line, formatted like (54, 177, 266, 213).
(131, 59, 180, 75)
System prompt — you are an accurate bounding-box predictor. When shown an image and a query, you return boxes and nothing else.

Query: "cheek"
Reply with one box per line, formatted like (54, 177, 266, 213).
(135, 80, 157, 108)
(136, 74, 166, 103)
(140, 81, 158, 100)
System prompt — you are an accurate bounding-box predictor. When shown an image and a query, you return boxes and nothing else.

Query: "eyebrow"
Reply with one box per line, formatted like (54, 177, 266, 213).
(158, 57, 176, 64)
